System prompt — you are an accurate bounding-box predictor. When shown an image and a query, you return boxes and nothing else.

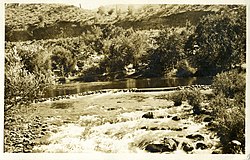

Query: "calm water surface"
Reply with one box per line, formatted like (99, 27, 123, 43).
(44, 77, 213, 98)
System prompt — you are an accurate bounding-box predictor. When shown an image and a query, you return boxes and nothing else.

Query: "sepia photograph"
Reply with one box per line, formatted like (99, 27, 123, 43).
(3, 0, 247, 158)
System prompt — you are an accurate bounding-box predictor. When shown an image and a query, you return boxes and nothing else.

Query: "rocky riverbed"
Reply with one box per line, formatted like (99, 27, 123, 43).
(4, 89, 223, 153)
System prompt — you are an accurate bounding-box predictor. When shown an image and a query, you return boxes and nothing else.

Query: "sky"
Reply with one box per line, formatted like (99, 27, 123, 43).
(3, 0, 248, 10)
(62, 0, 249, 10)
(66, 0, 149, 10)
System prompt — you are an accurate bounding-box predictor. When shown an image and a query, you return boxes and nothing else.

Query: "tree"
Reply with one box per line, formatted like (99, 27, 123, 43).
(81, 26, 104, 54)
(147, 27, 191, 76)
(97, 6, 106, 16)
(16, 43, 52, 75)
(116, 7, 121, 19)
(108, 8, 115, 15)
(127, 5, 135, 16)
(102, 28, 149, 74)
(50, 46, 77, 77)
(186, 6, 246, 75)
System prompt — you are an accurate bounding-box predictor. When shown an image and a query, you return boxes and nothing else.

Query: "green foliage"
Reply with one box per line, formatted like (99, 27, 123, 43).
(127, 5, 135, 16)
(5, 4, 92, 30)
(14, 43, 52, 74)
(147, 26, 194, 77)
(81, 26, 104, 55)
(108, 8, 115, 15)
(103, 29, 149, 73)
(97, 6, 106, 15)
(185, 90, 204, 115)
(175, 59, 197, 77)
(5, 45, 52, 111)
(51, 46, 77, 76)
(170, 91, 186, 106)
(187, 6, 246, 74)
(211, 93, 245, 153)
(210, 70, 245, 153)
(170, 89, 203, 114)
(212, 70, 245, 99)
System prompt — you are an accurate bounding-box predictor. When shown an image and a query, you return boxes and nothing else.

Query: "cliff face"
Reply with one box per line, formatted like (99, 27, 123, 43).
(5, 4, 222, 42)
(114, 10, 214, 30)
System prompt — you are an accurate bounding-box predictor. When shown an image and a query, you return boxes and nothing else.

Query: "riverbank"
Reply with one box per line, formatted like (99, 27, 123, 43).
(5, 87, 223, 153)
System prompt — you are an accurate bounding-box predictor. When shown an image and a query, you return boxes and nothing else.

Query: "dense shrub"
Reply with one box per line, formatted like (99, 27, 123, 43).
(212, 70, 245, 99)
(170, 91, 186, 106)
(102, 29, 149, 73)
(5, 46, 52, 111)
(175, 59, 197, 77)
(210, 70, 245, 153)
(185, 90, 204, 115)
(14, 43, 52, 74)
(211, 93, 245, 153)
(170, 89, 203, 114)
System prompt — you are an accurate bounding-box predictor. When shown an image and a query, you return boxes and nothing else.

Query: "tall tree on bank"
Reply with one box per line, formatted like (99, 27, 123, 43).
(185, 6, 246, 76)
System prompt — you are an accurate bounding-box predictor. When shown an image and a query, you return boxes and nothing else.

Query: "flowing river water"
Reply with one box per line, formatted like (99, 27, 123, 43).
(26, 76, 222, 153)
(44, 77, 213, 98)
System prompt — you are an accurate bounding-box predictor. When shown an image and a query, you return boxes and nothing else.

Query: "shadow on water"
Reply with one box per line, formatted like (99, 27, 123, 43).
(44, 77, 213, 98)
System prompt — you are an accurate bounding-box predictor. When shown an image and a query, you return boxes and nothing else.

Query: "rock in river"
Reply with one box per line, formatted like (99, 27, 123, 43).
(145, 138, 178, 153)
(186, 134, 205, 141)
(182, 142, 194, 152)
(142, 112, 154, 119)
(196, 142, 208, 150)
(145, 144, 168, 153)
(172, 116, 181, 121)
(203, 116, 213, 122)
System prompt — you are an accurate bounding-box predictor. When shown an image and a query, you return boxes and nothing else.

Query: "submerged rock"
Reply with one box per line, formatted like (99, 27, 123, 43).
(157, 116, 165, 119)
(107, 107, 116, 111)
(171, 127, 183, 131)
(140, 126, 147, 130)
(149, 127, 160, 131)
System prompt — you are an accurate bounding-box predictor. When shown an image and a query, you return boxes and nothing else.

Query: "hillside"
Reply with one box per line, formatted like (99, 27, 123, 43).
(5, 4, 93, 29)
(5, 3, 229, 41)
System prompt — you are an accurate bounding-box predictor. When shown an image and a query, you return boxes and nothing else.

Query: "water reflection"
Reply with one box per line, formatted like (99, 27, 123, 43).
(126, 79, 136, 88)
(44, 77, 212, 98)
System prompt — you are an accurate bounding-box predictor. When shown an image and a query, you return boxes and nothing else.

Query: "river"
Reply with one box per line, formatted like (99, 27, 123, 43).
(44, 77, 213, 98)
